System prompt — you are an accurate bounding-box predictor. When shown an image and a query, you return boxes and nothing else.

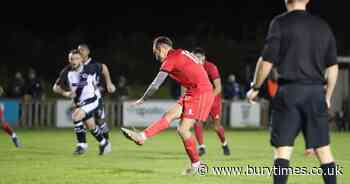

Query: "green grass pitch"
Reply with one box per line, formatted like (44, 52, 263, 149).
(0, 129, 348, 184)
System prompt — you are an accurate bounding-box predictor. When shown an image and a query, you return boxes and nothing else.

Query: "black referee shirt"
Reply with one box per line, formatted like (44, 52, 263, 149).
(261, 10, 338, 84)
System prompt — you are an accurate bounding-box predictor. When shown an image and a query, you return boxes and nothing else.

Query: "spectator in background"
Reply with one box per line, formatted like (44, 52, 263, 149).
(25, 68, 44, 101)
(8, 72, 25, 98)
(116, 75, 129, 101)
(224, 74, 241, 100)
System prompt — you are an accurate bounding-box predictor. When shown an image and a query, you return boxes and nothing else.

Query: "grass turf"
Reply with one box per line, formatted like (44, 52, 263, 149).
(0, 129, 348, 184)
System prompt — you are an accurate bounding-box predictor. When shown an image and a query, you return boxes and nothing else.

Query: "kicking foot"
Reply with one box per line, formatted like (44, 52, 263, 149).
(120, 128, 145, 146)
(222, 145, 231, 156)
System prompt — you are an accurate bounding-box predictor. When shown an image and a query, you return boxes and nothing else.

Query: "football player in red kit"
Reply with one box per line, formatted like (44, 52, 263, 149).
(0, 103, 20, 147)
(192, 48, 230, 156)
(121, 36, 214, 175)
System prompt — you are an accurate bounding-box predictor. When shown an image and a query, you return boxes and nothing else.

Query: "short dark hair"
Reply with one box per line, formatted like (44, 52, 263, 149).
(192, 47, 206, 56)
(153, 36, 173, 48)
(78, 43, 90, 50)
(286, 0, 305, 3)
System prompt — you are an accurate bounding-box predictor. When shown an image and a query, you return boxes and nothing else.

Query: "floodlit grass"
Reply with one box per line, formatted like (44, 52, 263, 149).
(0, 129, 348, 184)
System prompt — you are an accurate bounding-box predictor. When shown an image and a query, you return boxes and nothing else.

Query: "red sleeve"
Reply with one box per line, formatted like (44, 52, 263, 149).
(206, 62, 220, 80)
(160, 55, 176, 73)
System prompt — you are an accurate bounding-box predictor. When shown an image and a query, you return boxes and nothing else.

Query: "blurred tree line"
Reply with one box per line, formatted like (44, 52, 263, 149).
(0, 21, 348, 98)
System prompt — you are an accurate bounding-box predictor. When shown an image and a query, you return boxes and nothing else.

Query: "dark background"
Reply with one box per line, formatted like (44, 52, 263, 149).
(0, 1, 348, 87)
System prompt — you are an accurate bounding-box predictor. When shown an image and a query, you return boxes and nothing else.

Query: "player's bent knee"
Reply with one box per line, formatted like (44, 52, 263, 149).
(177, 125, 189, 137)
(164, 108, 182, 122)
(72, 109, 86, 122)
(212, 120, 222, 129)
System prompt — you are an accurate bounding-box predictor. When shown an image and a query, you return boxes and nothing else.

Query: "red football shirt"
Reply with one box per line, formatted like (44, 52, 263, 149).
(203, 61, 220, 81)
(203, 60, 222, 99)
(160, 49, 212, 95)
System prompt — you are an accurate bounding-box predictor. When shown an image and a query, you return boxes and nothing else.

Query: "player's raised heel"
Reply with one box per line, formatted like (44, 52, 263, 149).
(120, 128, 144, 146)
(12, 137, 21, 148)
(99, 141, 111, 155)
(222, 145, 230, 156)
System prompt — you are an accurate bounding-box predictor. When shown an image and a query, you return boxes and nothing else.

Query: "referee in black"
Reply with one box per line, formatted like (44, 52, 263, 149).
(247, 0, 338, 184)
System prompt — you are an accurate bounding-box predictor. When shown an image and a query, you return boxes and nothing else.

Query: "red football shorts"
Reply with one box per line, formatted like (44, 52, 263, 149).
(177, 91, 215, 122)
(209, 96, 222, 120)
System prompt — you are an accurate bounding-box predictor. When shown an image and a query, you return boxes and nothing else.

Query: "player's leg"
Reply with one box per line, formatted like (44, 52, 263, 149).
(84, 116, 111, 155)
(71, 106, 89, 154)
(315, 146, 337, 184)
(72, 100, 110, 155)
(177, 118, 202, 175)
(121, 103, 182, 145)
(72, 120, 87, 155)
(304, 88, 336, 184)
(212, 117, 230, 155)
(270, 86, 301, 184)
(180, 91, 214, 175)
(0, 106, 20, 148)
(96, 99, 110, 140)
(210, 98, 230, 155)
(302, 128, 315, 157)
(193, 122, 205, 156)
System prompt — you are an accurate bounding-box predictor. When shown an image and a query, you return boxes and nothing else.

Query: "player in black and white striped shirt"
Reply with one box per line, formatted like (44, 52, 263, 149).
(53, 49, 111, 155)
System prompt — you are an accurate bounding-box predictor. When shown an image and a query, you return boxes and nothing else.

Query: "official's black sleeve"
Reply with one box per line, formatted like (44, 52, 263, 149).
(261, 18, 281, 65)
(325, 32, 338, 67)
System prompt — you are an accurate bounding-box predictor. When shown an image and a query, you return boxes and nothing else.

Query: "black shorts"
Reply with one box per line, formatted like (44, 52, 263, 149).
(270, 84, 330, 149)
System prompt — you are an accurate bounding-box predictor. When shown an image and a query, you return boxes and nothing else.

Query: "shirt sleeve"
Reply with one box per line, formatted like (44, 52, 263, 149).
(325, 31, 338, 67)
(261, 18, 281, 65)
(160, 56, 176, 73)
(55, 67, 69, 88)
(96, 62, 103, 74)
(208, 64, 220, 81)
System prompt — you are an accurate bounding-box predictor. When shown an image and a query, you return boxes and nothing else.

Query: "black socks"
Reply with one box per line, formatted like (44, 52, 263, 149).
(321, 162, 337, 184)
(273, 158, 290, 184)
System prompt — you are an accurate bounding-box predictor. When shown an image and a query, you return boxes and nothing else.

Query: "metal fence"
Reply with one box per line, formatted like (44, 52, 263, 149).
(18, 100, 268, 129)
(19, 101, 124, 128)
(19, 101, 56, 128)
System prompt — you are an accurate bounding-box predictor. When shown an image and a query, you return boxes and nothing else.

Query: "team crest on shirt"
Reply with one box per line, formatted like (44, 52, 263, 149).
(81, 73, 88, 79)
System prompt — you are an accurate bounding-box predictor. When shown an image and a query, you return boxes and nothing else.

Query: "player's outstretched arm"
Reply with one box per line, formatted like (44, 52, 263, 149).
(134, 71, 169, 105)
(53, 84, 75, 98)
(101, 64, 116, 93)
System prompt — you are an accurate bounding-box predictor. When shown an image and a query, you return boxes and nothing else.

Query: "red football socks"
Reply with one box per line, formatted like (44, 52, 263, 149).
(182, 136, 200, 163)
(193, 123, 204, 145)
(2, 122, 14, 136)
(144, 117, 170, 138)
(216, 127, 226, 144)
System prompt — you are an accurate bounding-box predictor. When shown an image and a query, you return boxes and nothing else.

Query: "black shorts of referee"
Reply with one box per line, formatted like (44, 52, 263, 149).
(270, 80, 329, 149)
